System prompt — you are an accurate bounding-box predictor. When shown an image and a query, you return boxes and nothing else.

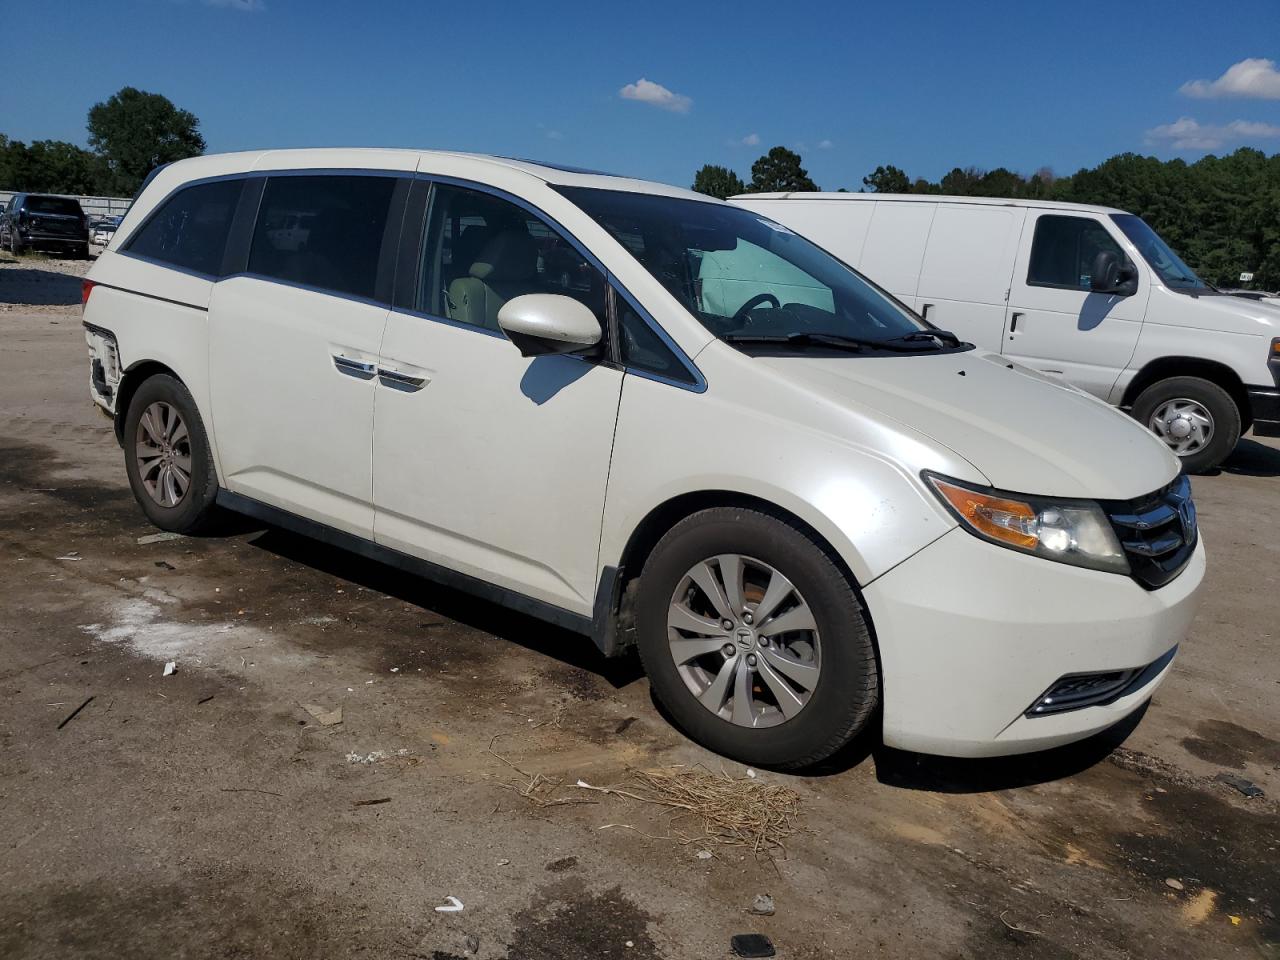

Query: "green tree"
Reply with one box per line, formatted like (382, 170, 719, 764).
(87, 87, 205, 195)
(0, 135, 110, 194)
(692, 164, 746, 200)
(939, 166, 983, 195)
(862, 164, 910, 193)
(26, 141, 109, 195)
(748, 146, 818, 193)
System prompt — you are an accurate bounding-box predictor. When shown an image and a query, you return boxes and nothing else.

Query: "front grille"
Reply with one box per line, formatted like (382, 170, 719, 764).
(1104, 474, 1197, 590)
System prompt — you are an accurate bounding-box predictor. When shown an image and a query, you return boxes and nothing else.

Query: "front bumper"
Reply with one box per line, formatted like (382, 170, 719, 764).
(1247, 386, 1280, 438)
(863, 526, 1205, 757)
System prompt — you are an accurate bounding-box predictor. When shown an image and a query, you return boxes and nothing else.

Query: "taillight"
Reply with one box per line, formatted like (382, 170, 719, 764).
(81, 279, 96, 307)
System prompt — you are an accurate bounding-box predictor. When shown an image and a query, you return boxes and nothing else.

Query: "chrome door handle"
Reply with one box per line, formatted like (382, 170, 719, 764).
(377, 367, 427, 391)
(333, 355, 376, 379)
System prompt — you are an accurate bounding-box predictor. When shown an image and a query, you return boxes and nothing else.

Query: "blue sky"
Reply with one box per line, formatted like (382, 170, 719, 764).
(3, 0, 1278, 190)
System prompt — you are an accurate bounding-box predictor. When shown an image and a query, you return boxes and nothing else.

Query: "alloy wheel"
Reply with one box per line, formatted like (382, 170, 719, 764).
(135, 401, 192, 507)
(667, 554, 821, 728)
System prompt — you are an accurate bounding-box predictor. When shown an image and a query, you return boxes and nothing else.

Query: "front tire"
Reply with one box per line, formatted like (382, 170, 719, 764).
(122, 374, 219, 533)
(1132, 376, 1240, 474)
(635, 507, 878, 770)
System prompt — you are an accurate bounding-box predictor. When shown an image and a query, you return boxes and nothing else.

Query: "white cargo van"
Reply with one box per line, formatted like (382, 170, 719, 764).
(730, 192, 1280, 473)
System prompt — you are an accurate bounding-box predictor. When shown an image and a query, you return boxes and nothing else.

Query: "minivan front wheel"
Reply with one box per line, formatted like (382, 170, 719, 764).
(635, 508, 878, 770)
(1132, 376, 1240, 474)
(123, 374, 219, 533)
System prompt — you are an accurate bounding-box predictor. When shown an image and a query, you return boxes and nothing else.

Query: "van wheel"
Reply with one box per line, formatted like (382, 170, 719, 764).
(1131, 376, 1240, 474)
(635, 507, 878, 770)
(123, 374, 219, 533)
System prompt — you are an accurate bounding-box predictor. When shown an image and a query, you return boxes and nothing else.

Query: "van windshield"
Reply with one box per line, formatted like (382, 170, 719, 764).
(560, 187, 943, 351)
(1111, 214, 1206, 291)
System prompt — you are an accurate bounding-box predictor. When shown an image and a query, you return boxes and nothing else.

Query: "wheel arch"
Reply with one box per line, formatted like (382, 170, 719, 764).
(113, 359, 183, 444)
(1122, 356, 1252, 431)
(599, 489, 873, 657)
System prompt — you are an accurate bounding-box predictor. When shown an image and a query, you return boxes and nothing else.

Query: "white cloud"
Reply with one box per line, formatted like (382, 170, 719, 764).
(1145, 116, 1280, 150)
(619, 78, 692, 113)
(545, 129, 564, 141)
(727, 132, 760, 147)
(1181, 58, 1280, 99)
(817, 139, 834, 149)
(203, 0, 265, 9)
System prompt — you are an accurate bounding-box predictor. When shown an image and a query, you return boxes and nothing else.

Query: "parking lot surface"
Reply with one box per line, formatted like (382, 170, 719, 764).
(1, 256, 1277, 959)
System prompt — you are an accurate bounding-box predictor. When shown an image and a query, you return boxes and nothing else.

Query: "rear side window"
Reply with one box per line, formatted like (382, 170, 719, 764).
(248, 175, 397, 300)
(126, 179, 242, 276)
(1027, 215, 1128, 290)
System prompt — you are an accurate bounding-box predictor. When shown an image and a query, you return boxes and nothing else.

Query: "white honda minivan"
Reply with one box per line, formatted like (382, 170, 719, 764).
(82, 150, 1205, 768)
(730, 192, 1280, 473)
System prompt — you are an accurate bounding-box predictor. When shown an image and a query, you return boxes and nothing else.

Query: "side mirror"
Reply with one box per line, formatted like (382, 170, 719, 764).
(497, 294, 602, 358)
(1090, 251, 1137, 296)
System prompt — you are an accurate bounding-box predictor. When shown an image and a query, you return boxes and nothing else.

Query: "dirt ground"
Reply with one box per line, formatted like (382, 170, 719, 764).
(1, 254, 1277, 960)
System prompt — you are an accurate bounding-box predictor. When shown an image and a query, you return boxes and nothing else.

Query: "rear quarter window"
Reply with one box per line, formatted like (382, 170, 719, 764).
(125, 179, 243, 276)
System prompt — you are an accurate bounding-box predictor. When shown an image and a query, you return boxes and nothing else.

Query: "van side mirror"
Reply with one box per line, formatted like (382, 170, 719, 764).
(1090, 251, 1138, 297)
(497, 294, 602, 358)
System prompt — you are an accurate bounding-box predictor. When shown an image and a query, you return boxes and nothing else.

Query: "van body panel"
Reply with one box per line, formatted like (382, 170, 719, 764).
(207, 276, 388, 539)
(851, 200, 936, 307)
(599, 347, 966, 590)
(916, 203, 1026, 350)
(373, 313, 624, 615)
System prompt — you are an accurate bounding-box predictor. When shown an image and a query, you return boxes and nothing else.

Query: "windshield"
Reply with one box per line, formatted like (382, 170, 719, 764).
(26, 196, 83, 217)
(560, 187, 932, 348)
(1111, 214, 1205, 290)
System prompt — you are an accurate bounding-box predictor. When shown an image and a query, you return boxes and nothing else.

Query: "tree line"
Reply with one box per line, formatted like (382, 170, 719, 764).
(1, 87, 205, 199)
(694, 146, 1280, 289)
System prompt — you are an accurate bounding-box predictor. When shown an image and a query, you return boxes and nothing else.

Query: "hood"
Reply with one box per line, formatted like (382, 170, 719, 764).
(759, 349, 1178, 500)
(1152, 285, 1280, 336)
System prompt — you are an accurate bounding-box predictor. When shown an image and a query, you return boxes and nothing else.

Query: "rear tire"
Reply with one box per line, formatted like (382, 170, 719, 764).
(122, 374, 220, 533)
(1132, 376, 1240, 474)
(635, 507, 878, 770)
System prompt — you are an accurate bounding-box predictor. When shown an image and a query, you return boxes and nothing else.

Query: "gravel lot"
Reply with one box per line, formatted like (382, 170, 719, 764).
(1, 254, 1277, 959)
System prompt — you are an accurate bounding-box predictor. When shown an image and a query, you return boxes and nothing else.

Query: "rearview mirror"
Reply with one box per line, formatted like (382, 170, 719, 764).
(497, 294, 602, 358)
(1090, 251, 1137, 296)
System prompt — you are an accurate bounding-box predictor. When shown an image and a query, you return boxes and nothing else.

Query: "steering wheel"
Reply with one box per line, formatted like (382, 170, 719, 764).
(732, 292, 780, 324)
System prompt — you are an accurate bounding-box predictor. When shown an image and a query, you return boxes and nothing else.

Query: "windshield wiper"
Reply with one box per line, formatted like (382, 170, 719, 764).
(721, 331, 959, 353)
(880, 329, 964, 347)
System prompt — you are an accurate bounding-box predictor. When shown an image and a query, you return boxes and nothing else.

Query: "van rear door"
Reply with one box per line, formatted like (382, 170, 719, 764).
(915, 203, 1025, 351)
(1003, 212, 1148, 399)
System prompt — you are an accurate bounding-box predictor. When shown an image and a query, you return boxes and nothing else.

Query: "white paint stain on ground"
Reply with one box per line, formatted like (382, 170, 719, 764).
(80, 596, 290, 668)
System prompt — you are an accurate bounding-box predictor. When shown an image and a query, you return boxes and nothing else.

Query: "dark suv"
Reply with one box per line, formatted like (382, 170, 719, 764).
(2, 193, 90, 258)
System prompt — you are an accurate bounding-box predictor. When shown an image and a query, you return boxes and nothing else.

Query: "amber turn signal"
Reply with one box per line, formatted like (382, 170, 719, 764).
(929, 478, 1038, 549)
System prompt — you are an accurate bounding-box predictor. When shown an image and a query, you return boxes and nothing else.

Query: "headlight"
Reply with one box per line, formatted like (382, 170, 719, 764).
(925, 473, 1130, 575)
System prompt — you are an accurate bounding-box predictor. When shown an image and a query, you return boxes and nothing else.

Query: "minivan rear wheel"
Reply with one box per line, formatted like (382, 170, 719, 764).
(635, 507, 878, 770)
(123, 374, 219, 533)
(1131, 376, 1240, 474)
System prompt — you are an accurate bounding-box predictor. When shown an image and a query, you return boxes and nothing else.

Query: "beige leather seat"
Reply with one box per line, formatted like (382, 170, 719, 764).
(447, 230, 538, 330)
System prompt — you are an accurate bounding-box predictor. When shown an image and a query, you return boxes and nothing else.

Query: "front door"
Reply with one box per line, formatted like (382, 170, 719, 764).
(1003, 212, 1149, 399)
(209, 173, 403, 538)
(372, 182, 623, 615)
